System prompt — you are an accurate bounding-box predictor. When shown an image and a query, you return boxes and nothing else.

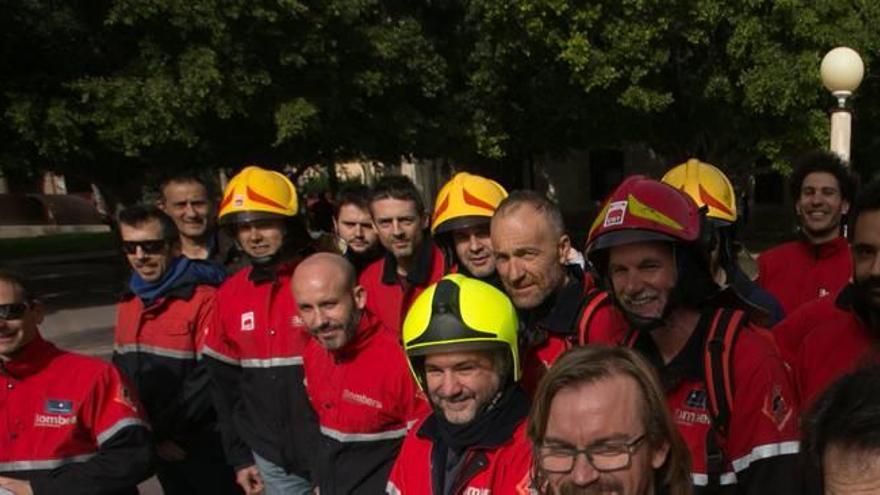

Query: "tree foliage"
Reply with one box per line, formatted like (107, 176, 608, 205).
(3, 0, 880, 202)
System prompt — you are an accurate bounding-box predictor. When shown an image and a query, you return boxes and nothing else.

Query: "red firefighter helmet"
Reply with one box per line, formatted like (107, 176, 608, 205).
(586, 175, 702, 256)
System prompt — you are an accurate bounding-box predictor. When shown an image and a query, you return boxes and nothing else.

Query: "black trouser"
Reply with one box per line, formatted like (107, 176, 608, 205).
(155, 434, 241, 495)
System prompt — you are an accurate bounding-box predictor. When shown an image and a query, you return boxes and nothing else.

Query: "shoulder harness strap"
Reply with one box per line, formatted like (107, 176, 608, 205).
(576, 290, 611, 345)
(703, 307, 746, 437)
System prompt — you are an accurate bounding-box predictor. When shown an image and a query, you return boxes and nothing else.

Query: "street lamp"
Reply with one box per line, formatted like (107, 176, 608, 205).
(820, 47, 864, 164)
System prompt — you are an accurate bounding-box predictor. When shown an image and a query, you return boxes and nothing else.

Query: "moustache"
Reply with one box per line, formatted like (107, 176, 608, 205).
(309, 322, 345, 335)
(558, 479, 624, 495)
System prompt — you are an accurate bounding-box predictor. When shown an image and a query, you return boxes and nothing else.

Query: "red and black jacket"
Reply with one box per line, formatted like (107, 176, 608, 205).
(112, 282, 217, 445)
(757, 236, 852, 315)
(775, 284, 880, 407)
(303, 310, 428, 494)
(359, 235, 445, 335)
(202, 262, 318, 477)
(0, 335, 153, 495)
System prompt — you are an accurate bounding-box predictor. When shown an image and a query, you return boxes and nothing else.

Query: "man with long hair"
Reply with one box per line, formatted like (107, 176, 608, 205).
(528, 345, 692, 495)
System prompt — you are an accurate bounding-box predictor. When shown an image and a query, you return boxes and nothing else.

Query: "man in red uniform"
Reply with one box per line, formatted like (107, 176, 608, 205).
(584, 176, 801, 494)
(359, 175, 445, 334)
(292, 253, 427, 493)
(758, 151, 856, 314)
(388, 274, 532, 494)
(528, 346, 693, 495)
(774, 178, 880, 406)
(112, 205, 234, 494)
(0, 270, 153, 495)
(490, 191, 605, 393)
(202, 166, 317, 495)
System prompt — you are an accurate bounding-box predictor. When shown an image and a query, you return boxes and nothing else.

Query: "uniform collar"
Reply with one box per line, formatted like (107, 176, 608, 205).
(331, 310, 383, 360)
(632, 309, 712, 390)
(1, 333, 60, 379)
(381, 232, 438, 286)
(801, 235, 848, 260)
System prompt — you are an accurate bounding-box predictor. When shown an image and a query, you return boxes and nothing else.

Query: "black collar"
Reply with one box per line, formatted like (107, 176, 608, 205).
(381, 232, 437, 286)
(837, 283, 880, 331)
(632, 308, 712, 391)
(526, 265, 588, 336)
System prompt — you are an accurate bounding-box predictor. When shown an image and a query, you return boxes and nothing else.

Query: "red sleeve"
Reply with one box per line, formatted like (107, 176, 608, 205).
(726, 332, 801, 492)
(201, 294, 240, 364)
(80, 365, 149, 446)
(194, 289, 217, 353)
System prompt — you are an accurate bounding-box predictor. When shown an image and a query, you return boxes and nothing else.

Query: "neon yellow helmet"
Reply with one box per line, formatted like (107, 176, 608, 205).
(402, 274, 520, 387)
(431, 172, 508, 234)
(661, 159, 737, 223)
(218, 166, 299, 225)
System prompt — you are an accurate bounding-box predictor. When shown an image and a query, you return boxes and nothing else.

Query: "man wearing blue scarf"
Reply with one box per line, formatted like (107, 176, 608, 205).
(112, 205, 236, 495)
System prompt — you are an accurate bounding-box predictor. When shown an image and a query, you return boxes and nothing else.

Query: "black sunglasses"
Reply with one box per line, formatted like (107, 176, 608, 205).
(0, 303, 29, 320)
(121, 239, 168, 255)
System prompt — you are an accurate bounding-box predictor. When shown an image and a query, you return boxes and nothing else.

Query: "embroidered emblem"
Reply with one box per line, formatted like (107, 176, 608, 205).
(604, 201, 628, 227)
(241, 311, 255, 331)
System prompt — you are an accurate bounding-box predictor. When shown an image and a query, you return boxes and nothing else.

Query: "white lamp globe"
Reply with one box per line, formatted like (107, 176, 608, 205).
(821, 47, 865, 96)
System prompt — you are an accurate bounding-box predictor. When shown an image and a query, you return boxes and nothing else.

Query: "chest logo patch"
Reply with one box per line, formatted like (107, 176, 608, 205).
(241, 311, 255, 331)
(684, 389, 707, 410)
(45, 399, 74, 415)
(342, 389, 383, 410)
(291, 315, 305, 328)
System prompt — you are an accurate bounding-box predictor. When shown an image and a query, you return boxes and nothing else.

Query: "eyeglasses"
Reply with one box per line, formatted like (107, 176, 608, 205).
(538, 434, 647, 474)
(121, 240, 168, 255)
(0, 303, 29, 321)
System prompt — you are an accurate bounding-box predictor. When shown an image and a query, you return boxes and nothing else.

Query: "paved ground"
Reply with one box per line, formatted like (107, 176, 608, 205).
(7, 253, 164, 494)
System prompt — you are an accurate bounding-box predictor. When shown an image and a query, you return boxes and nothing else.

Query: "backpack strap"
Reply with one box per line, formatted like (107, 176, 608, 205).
(576, 290, 611, 345)
(703, 307, 746, 489)
(703, 307, 746, 437)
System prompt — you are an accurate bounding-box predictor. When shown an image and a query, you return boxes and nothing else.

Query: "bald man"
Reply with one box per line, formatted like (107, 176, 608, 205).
(292, 253, 428, 494)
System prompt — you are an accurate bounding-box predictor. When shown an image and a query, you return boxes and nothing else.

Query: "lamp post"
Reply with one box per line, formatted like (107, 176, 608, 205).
(820, 47, 865, 164)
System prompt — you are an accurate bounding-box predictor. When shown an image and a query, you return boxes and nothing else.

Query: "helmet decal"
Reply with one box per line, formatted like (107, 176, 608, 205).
(247, 185, 288, 210)
(627, 193, 684, 232)
(698, 184, 734, 217)
(463, 188, 497, 211)
(603, 201, 628, 227)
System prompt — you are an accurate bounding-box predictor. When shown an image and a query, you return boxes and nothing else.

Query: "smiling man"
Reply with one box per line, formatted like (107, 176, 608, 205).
(758, 152, 857, 314)
(113, 205, 232, 495)
(292, 253, 426, 494)
(584, 176, 801, 494)
(528, 346, 692, 495)
(773, 178, 880, 406)
(359, 176, 445, 334)
(387, 274, 532, 494)
(0, 270, 153, 495)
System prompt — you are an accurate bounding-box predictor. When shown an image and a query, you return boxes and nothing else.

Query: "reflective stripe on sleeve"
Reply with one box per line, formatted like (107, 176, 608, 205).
(202, 345, 240, 365)
(96, 417, 149, 445)
(0, 454, 96, 472)
(239, 356, 304, 368)
(731, 441, 800, 473)
(114, 344, 195, 360)
(692, 472, 737, 486)
(320, 425, 408, 443)
(386, 481, 402, 495)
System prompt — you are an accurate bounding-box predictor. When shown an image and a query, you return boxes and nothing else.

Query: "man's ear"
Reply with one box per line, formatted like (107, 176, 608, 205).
(557, 234, 571, 264)
(651, 440, 671, 470)
(30, 300, 45, 325)
(421, 213, 430, 230)
(842, 199, 851, 216)
(353, 285, 367, 310)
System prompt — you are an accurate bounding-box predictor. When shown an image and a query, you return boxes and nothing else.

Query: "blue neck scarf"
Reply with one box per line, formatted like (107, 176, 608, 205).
(129, 257, 226, 305)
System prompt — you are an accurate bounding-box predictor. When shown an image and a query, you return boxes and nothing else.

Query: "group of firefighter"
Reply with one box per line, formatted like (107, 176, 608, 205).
(1, 150, 880, 495)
